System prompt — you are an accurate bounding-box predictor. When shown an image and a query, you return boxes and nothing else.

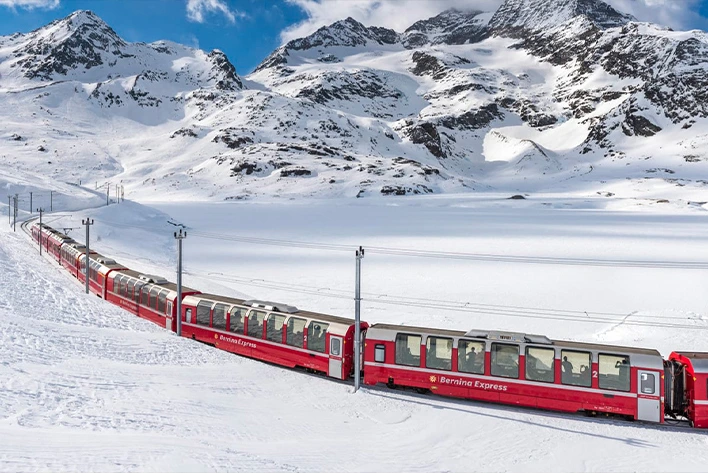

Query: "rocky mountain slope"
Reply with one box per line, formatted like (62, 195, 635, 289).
(1, 0, 707, 202)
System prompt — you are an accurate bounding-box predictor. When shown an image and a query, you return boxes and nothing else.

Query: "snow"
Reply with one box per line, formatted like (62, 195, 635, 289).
(2, 195, 708, 471)
(2, 4, 708, 471)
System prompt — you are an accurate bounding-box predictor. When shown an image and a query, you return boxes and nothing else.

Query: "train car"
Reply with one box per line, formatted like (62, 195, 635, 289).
(106, 271, 200, 330)
(180, 294, 368, 380)
(364, 324, 665, 423)
(31, 223, 68, 261)
(60, 242, 98, 279)
(76, 253, 128, 298)
(665, 352, 708, 427)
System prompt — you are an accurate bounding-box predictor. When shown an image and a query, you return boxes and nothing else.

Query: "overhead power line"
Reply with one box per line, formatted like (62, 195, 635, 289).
(184, 270, 708, 331)
(93, 219, 708, 269)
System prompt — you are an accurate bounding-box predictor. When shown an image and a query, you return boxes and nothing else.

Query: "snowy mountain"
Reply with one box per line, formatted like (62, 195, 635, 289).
(1, 0, 707, 202)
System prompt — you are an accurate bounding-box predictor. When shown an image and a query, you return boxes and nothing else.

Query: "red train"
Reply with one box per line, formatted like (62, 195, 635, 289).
(29, 222, 708, 428)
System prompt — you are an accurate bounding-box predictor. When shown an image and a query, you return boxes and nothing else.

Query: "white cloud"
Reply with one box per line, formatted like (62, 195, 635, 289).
(0, 0, 59, 9)
(186, 0, 244, 24)
(281, 0, 706, 43)
(605, 0, 708, 31)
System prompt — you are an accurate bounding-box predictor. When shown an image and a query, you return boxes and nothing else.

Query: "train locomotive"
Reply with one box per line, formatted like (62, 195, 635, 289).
(29, 222, 708, 428)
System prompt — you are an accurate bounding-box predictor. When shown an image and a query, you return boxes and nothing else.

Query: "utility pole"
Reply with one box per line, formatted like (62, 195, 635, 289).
(174, 229, 187, 336)
(106, 184, 110, 206)
(354, 246, 364, 393)
(29, 191, 33, 214)
(13, 194, 17, 232)
(7, 196, 10, 225)
(50, 190, 53, 212)
(82, 218, 94, 294)
(37, 208, 44, 256)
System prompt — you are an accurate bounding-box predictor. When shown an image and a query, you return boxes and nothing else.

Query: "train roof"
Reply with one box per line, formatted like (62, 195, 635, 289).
(674, 352, 708, 373)
(187, 292, 356, 325)
(112, 269, 198, 294)
(368, 323, 661, 356)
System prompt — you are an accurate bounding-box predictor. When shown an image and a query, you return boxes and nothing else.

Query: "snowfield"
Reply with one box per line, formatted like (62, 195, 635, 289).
(3, 1, 708, 470)
(1, 194, 708, 472)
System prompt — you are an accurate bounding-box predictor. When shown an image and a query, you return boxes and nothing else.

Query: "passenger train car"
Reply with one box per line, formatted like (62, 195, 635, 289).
(27, 221, 708, 428)
(363, 325, 664, 424)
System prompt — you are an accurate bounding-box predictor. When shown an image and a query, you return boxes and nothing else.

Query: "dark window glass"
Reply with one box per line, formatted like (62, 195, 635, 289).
(157, 290, 167, 314)
(266, 314, 286, 343)
(133, 283, 144, 303)
(127, 280, 135, 300)
(491, 343, 519, 379)
(114, 276, 122, 294)
(229, 307, 245, 334)
(247, 310, 267, 338)
(286, 317, 306, 348)
(196, 301, 212, 326)
(426, 336, 452, 371)
(140, 286, 150, 306)
(526, 346, 555, 383)
(307, 321, 329, 353)
(395, 333, 421, 367)
(149, 288, 160, 310)
(458, 339, 485, 374)
(561, 350, 592, 387)
(599, 354, 630, 392)
(213, 304, 227, 330)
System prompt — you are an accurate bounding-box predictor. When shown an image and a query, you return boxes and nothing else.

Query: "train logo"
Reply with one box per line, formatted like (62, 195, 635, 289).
(430, 375, 437, 383)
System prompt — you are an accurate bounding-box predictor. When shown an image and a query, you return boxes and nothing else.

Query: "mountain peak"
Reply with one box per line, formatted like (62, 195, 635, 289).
(488, 0, 634, 36)
(403, 8, 490, 47)
(284, 16, 399, 51)
(12, 10, 128, 80)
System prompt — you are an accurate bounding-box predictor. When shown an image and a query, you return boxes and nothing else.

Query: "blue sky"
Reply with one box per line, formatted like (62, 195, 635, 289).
(1, 0, 707, 75)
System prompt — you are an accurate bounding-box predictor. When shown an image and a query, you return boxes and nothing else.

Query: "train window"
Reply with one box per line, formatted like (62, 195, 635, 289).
(331, 337, 341, 356)
(113, 275, 122, 294)
(266, 314, 286, 343)
(561, 350, 592, 387)
(196, 301, 212, 326)
(212, 304, 227, 330)
(140, 285, 150, 306)
(374, 344, 386, 362)
(308, 321, 330, 353)
(134, 282, 144, 303)
(395, 333, 422, 367)
(229, 307, 245, 334)
(426, 336, 452, 371)
(149, 287, 160, 311)
(458, 339, 485, 374)
(525, 347, 555, 383)
(286, 317, 306, 348)
(491, 343, 519, 378)
(157, 290, 168, 314)
(184, 308, 193, 324)
(641, 373, 656, 394)
(598, 354, 630, 392)
(248, 310, 267, 339)
(127, 280, 135, 300)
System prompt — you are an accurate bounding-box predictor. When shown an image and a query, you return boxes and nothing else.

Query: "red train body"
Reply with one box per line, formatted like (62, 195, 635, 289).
(27, 222, 708, 428)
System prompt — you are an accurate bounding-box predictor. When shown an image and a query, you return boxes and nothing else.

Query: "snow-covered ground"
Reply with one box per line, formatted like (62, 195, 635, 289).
(2, 193, 708, 472)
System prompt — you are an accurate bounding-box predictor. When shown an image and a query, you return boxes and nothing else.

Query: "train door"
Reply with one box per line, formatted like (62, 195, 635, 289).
(637, 370, 661, 422)
(166, 301, 174, 331)
(328, 335, 343, 379)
